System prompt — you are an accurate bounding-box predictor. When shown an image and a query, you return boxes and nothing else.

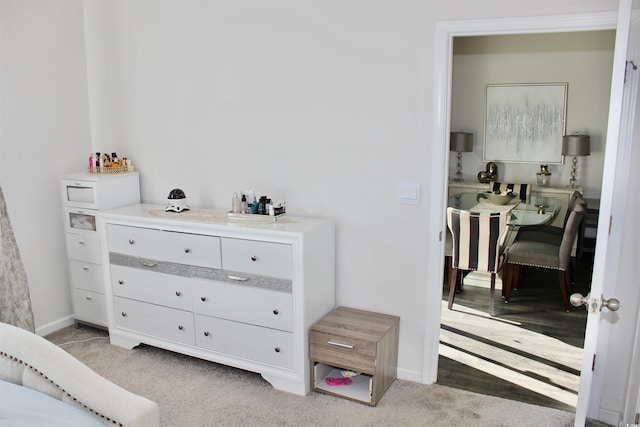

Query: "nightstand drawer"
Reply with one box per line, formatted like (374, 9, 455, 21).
(310, 330, 376, 373)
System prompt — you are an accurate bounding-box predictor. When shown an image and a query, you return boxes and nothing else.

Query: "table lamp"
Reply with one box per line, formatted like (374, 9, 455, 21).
(562, 134, 590, 188)
(450, 131, 474, 182)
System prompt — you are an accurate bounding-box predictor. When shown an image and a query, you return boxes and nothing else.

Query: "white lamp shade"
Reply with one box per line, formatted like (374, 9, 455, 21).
(562, 135, 591, 157)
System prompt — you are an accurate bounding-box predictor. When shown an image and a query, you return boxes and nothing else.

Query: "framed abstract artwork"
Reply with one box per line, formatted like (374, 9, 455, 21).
(483, 83, 568, 164)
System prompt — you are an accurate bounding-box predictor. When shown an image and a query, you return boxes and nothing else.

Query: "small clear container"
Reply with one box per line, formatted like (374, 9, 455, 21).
(536, 164, 552, 186)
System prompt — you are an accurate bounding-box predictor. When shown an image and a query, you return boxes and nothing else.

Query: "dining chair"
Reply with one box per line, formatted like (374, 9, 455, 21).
(444, 230, 462, 294)
(515, 191, 582, 245)
(502, 200, 587, 311)
(446, 207, 509, 316)
(489, 181, 532, 203)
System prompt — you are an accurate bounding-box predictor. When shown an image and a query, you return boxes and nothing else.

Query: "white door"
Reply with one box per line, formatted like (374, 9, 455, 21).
(424, 3, 639, 425)
(575, 2, 638, 425)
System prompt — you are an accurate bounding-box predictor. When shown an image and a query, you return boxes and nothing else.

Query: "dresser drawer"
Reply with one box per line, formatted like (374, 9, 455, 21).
(195, 315, 293, 369)
(65, 233, 102, 264)
(71, 289, 107, 326)
(106, 224, 160, 259)
(64, 207, 98, 234)
(156, 230, 221, 269)
(221, 238, 292, 279)
(114, 297, 195, 345)
(192, 278, 292, 332)
(111, 265, 193, 311)
(309, 330, 377, 374)
(107, 225, 222, 269)
(69, 260, 104, 293)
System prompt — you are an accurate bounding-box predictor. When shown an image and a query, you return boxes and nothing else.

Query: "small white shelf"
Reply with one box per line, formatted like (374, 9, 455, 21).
(313, 363, 373, 404)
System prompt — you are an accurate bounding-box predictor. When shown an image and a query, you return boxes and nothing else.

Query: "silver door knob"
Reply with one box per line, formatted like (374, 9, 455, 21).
(570, 292, 620, 313)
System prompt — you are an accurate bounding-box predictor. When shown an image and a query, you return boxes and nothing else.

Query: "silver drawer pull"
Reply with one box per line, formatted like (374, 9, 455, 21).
(184, 248, 191, 254)
(201, 296, 207, 302)
(227, 275, 249, 282)
(204, 331, 210, 337)
(274, 347, 281, 353)
(273, 309, 279, 315)
(175, 291, 182, 296)
(85, 296, 92, 301)
(118, 280, 124, 285)
(139, 260, 157, 268)
(128, 239, 135, 245)
(178, 325, 184, 331)
(327, 340, 354, 349)
(251, 255, 257, 262)
(121, 312, 127, 317)
(82, 266, 90, 271)
(78, 241, 86, 245)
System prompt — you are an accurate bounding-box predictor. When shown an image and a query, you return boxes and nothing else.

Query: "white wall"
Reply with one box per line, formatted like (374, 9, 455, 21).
(3, 0, 636, 422)
(451, 31, 615, 199)
(0, 0, 92, 334)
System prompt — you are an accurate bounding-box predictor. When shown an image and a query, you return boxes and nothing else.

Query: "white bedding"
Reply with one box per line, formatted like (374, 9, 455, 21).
(0, 379, 104, 426)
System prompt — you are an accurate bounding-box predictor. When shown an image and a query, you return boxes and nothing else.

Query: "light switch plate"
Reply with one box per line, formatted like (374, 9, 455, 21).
(398, 183, 420, 205)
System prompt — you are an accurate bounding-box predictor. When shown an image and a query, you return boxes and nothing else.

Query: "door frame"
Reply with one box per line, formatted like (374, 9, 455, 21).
(423, 6, 621, 413)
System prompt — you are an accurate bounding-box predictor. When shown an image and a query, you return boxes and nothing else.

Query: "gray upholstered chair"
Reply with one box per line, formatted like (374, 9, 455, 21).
(515, 191, 582, 245)
(502, 200, 587, 311)
(446, 207, 509, 316)
(489, 181, 532, 203)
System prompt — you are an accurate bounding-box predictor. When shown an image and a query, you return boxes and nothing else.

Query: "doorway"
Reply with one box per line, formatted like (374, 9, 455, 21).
(422, 10, 623, 416)
(437, 31, 613, 410)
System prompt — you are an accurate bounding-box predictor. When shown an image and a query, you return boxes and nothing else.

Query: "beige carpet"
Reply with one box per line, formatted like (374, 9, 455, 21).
(46, 325, 576, 427)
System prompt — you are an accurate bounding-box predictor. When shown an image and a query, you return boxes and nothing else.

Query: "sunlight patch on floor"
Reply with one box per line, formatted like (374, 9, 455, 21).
(440, 301, 583, 408)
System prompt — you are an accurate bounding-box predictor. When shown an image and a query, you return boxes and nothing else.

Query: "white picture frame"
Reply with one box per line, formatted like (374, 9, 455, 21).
(483, 83, 568, 164)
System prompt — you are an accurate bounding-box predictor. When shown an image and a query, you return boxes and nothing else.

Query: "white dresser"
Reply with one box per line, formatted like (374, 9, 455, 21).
(98, 204, 335, 395)
(60, 172, 140, 327)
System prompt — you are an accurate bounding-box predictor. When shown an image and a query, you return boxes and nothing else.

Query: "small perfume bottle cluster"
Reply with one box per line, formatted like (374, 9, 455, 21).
(232, 190, 285, 216)
(89, 152, 134, 173)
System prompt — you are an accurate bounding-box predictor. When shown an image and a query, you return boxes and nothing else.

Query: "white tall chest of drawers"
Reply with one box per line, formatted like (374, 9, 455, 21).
(60, 172, 140, 327)
(98, 204, 335, 395)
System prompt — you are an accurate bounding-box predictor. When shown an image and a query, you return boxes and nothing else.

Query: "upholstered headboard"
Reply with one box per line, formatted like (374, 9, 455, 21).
(0, 322, 159, 426)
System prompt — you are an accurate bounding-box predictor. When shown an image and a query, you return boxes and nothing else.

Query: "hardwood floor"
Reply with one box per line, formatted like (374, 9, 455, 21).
(438, 253, 594, 412)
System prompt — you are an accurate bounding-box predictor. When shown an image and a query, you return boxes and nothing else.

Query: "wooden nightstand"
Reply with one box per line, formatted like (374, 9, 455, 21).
(310, 306, 400, 406)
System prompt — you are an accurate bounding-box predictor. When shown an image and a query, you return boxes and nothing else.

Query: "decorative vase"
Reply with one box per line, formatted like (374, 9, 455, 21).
(536, 164, 552, 186)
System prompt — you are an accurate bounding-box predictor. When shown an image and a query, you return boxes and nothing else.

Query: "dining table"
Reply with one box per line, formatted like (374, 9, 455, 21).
(448, 192, 561, 228)
(447, 191, 561, 290)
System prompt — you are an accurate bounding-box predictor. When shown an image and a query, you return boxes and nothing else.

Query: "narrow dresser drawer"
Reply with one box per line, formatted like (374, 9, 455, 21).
(65, 233, 102, 264)
(71, 289, 107, 326)
(111, 265, 193, 311)
(114, 297, 195, 346)
(309, 331, 377, 374)
(192, 278, 293, 332)
(221, 238, 292, 279)
(69, 260, 104, 293)
(195, 315, 294, 369)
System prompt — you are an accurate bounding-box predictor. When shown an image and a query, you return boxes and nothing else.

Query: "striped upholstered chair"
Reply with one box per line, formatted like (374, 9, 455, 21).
(489, 181, 532, 203)
(446, 207, 509, 316)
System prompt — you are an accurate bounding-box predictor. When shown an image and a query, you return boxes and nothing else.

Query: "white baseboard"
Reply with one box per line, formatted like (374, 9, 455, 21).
(397, 367, 423, 383)
(35, 315, 75, 337)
